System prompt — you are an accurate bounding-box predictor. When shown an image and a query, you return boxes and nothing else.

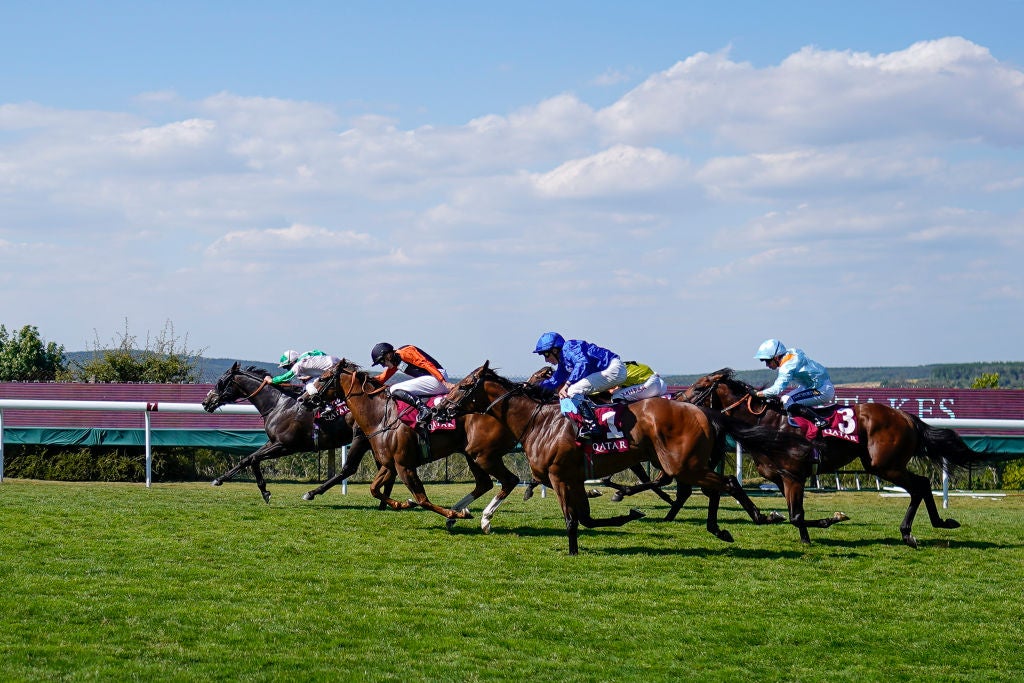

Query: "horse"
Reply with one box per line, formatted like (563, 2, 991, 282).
(678, 368, 985, 547)
(306, 359, 524, 530)
(439, 362, 801, 555)
(201, 362, 383, 504)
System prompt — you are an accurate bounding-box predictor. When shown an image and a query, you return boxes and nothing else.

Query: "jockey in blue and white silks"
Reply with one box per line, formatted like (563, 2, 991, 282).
(533, 332, 627, 439)
(754, 338, 835, 427)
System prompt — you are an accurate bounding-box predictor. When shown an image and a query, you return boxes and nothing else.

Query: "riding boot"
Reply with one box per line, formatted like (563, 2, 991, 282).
(392, 389, 433, 428)
(576, 399, 602, 440)
(787, 402, 828, 428)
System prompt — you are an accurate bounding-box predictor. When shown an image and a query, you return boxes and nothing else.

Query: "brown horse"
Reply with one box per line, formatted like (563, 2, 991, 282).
(307, 360, 524, 529)
(439, 362, 800, 555)
(678, 368, 984, 547)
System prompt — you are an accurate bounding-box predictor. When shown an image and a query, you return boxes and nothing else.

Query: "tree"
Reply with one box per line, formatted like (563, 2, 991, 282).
(971, 372, 1000, 389)
(0, 324, 66, 381)
(66, 319, 206, 383)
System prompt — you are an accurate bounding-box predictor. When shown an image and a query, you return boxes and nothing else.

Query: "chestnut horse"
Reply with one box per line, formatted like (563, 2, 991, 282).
(201, 362, 383, 504)
(678, 368, 984, 547)
(439, 362, 800, 555)
(307, 360, 524, 530)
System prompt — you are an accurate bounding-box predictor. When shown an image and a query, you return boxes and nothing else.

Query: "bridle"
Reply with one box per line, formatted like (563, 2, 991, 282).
(310, 365, 402, 438)
(686, 378, 770, 418)
(223, 369, 273, 403)
(442, 371, 547, 445)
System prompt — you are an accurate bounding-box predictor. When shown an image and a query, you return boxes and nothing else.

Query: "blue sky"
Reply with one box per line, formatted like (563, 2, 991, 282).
(2, 2, 1023, 376)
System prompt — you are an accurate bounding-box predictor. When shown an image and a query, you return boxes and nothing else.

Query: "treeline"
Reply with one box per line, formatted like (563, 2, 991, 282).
(666, 362, 1024, 389)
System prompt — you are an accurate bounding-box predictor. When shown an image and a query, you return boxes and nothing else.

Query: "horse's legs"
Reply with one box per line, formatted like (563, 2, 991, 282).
(700, 487, 732, 542)
(369, 464, 415, 511)
(609, 466, 677, 506)
(720, 474, 787, 526)
(446, 455, 496, 531)
(475, 455, 523, 534)
(212, 441, 283, 487)
(302, 430, 374, 500)
(395, 460, 473, 520)
(662, 485, 694, 522)
(888, 471, 958, 548)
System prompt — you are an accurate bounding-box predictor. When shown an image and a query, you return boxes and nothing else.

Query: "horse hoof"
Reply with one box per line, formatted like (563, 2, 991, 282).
(718, 530, 735, 543)
(610, 492, 624, 502)
(629, 509, 646, 521)
(262, 492, 272, 504)
(211, 480, 222, 487)
(459, 510, 473, 520)
(903, 534, 919, 549)
(768, 511, 786, 524)
(588, 489, 602, 498)
(481, 519, 492, 534)
(943, 519, 961, 529)
(302, 492, 314, 501)
(446, 518, 458, 532)
(523, 489, 534, 501)
(833, 511, 850, 522)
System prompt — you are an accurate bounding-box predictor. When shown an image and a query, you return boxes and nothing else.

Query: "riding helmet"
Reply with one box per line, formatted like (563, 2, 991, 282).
(533, 332, 565, 354)
(278, 349, 299, 367)
(371, 342, 395, 365)
(754, 339, 786, 360)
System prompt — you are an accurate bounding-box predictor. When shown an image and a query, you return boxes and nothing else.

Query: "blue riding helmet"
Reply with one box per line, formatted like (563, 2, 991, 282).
(534, 332, 565, 354)
(754, 339, 786, 360)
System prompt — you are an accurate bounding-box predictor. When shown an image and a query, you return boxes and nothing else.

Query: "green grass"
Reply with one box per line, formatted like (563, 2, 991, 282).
(1, 479, 1022, 682)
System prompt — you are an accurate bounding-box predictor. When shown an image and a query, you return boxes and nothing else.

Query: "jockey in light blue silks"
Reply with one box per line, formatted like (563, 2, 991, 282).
(753, 338, 836, 428)
(533, 332, 627, 439)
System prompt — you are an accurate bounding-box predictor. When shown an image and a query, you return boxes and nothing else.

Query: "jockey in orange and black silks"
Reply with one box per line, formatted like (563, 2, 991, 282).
(370, 342, 454, 427)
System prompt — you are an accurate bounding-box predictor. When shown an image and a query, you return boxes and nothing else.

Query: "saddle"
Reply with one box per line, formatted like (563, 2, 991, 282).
(787, 405, 860, 443)
(564, 403, 631, 454)
(393, 394, 457, 432)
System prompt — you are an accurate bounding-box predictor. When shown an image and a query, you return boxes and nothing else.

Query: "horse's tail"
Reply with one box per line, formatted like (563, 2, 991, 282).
(701, 407, 809, 463)
(909, 413, 984, 473)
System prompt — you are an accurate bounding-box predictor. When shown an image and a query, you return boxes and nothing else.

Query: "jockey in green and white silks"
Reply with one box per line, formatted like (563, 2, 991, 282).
(754, 339, 835, 428)
(272, 349, 341, 395)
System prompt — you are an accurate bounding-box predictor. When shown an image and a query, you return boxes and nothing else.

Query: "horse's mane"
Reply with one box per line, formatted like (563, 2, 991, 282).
(711, 367, 760, 394)
(327, 359, 384, 390)
(244, 365, 272, 377)
(478, 365, 553, 402)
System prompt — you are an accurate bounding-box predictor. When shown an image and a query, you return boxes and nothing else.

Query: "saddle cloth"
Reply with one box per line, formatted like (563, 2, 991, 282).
(393, 394, 457, 431)
(788, 405, 860, 443)
(567, 404, 631, 454)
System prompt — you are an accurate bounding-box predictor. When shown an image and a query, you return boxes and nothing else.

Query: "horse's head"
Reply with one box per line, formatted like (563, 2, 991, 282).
(202, 361, 247, 412)
(676, 368, 744, 410)
(526, 365, 553, 385)
(439, 361, 535, 420)
(305, 358, 368, 408)
(678, 368, 781, 415)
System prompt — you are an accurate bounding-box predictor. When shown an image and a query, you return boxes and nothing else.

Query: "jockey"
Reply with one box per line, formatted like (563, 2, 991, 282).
(271, 349, 342, 418)
(610, 361, 668, 403)
(753, 339, 835, 428)
(370, 342, 455, 428)
(533, 332, 627, 439)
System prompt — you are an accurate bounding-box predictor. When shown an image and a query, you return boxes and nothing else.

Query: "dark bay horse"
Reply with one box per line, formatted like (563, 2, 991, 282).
(439, 362, 800, 555)
(307, 360, 524, 529)
(202, 362, 381, 504)
(678, 368, 985, 547)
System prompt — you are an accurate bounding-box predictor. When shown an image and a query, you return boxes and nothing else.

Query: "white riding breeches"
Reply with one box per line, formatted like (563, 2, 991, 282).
(390, 371, 450, 397)
(611, 373, 668, 402)
(566, 358, 627, 397)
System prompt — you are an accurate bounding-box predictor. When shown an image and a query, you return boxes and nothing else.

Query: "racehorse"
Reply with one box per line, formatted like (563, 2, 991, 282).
(439, 362, 800, 555)
(201, 362, 383, 504)
(306, 360, 524, 530)
(678, 368, 984, 547)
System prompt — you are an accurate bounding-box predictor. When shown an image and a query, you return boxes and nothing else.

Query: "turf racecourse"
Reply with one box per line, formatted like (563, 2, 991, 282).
(1, 480, 1022, 682)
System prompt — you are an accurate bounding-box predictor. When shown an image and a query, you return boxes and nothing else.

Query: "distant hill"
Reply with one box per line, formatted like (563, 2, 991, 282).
(665, 362, 1024, 389)
(63, 353, 1024, 388)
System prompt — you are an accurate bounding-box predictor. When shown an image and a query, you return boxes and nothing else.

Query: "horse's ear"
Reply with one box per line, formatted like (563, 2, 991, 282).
(230, 361, 240, 372)
(483, 360, 490, 372)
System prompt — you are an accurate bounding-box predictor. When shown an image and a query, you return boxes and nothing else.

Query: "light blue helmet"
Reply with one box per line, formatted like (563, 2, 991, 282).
(534, 332, 565, 354)
(754, 339, 786, 360)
